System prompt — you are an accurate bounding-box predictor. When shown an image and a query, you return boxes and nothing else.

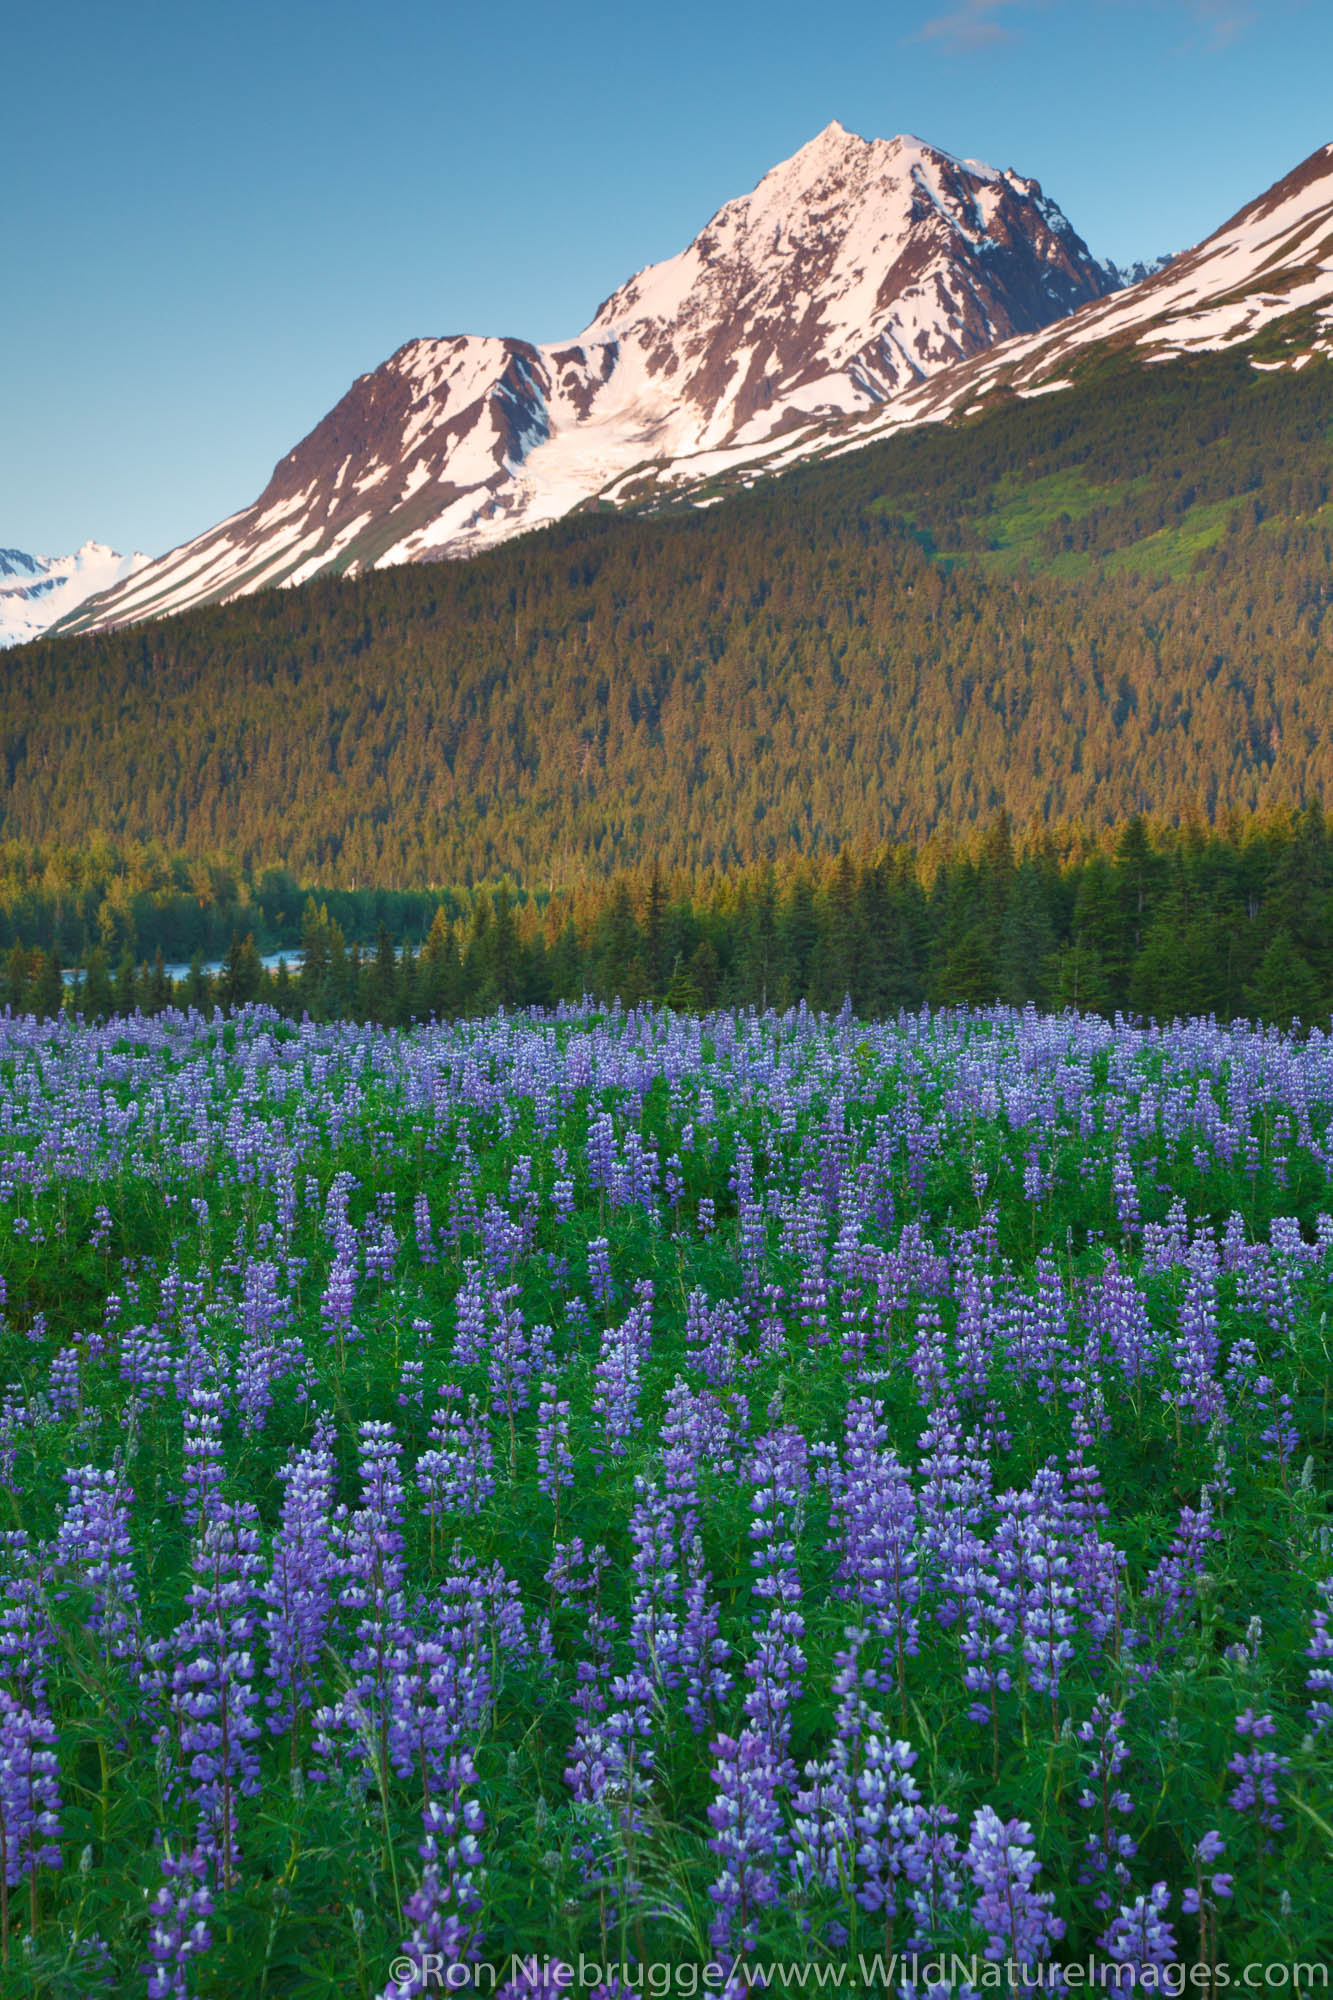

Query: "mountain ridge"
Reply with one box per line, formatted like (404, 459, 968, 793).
(0, 541, 150, 649)
(57, 123, 1117, 633)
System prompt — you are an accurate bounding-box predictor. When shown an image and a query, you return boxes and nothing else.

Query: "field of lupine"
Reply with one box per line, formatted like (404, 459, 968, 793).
(0, 999, 1332, 1996)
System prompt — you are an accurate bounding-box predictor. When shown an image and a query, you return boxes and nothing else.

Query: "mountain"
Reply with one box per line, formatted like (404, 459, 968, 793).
(0, 542, 150, 648)
(639, 139, 1333, 506)
(57, 123, 1115, 633)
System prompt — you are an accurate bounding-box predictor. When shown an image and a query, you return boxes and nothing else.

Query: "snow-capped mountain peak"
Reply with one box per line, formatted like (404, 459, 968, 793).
(60, 122, 1115, 632)
(0, 541, 151, 648)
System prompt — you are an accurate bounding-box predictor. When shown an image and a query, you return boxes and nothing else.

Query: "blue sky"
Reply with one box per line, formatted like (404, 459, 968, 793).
(4, 0, 1328, 558)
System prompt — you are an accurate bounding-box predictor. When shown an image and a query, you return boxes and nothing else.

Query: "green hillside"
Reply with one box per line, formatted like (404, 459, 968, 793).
(3, 334, 1331, 890)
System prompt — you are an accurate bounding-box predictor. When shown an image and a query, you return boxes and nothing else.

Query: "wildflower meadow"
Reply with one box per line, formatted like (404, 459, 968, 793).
(0, 998, 1331, 1995)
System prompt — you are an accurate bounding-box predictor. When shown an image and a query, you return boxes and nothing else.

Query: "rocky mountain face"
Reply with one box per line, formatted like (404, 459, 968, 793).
(0, 542, 149, 647)
(59, 123, 1116, 632)
(631, 140, 1333, 508)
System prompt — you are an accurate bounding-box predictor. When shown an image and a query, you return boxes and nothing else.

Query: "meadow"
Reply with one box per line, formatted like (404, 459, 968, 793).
(0, 998, 1331, 1995)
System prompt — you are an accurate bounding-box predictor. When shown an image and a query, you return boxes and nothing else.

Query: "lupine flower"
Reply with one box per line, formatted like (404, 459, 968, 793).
(591, 1289, 652, 1462)
(1226, 1710, 1289, 1835)
(416, 1394, 496, 1527)
(158, 1501, 265, 1887)
(53, 1463, 141, 1664)
(181, 1384, 226, 1528)
(382, 1754, 486, 1996)
(144, 1845, 213, 2000)
(1306, 1577, 1333, 1734)
(1076, 1696, 1137, 1908)
(0, 1692, 61, 1932)
(535, 1381, 574, 1514)
(705, 1729, 786, 1954)
(964, 1805, 1065, 1966)
(742, 1426, 807, 1774)
(1098, 1881, 1178, 1985)
(261, 1425, 337, 1740)
(832, 1399, 919, 1712)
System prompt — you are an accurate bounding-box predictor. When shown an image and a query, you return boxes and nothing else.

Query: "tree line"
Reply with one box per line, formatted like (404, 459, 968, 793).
(5, 806, 1332, 1030)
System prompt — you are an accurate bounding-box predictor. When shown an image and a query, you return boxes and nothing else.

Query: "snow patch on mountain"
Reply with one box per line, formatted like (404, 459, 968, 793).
(0, 542, 151, 648)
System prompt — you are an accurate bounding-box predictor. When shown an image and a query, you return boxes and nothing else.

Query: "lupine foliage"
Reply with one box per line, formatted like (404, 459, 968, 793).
(0, 999, 1331, 1992)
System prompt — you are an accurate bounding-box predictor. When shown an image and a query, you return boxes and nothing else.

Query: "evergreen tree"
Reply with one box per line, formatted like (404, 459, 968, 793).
(34, 947, 64, 1021)
(489, 885, 523, 1007)
(1243, 929, 1324, 1028)
(594, 882, 639, 1001)
(146, 948, 172, 1014)
(1000, 862, 1056, 1008)
(642, 867, 667, 999)
(81, 947, 113, 1020)
(114, 949, 139, 1017)
(370, 924, 400, 1024)
(185, 950, 211, 1013)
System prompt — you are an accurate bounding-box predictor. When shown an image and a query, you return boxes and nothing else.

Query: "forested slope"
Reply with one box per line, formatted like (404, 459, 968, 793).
(3, 337, 1331, 889)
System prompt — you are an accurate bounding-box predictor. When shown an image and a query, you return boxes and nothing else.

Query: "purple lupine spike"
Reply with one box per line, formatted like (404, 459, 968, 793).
(676, 1536, 732, 1736)
(841, 1405, 920, 1662)
(0, 1692, 61, 1932)
(535, 1381, 574, 1519)
(1014, 1466, 1079, 1726)
(261, 1425, 337, 1741)
(143, 1845, 214, 2000)
(320, 1424, 410, 1772)
(568, 1665, 655, 1824)
(1088, 1252, 1158, 1383)
(791, 1630, 923, 1936)
(1136, 1491, 1219, 1660)
(53, 1463, 141, 1664)
(1253, 1375, 1300, 1468)
(547, 1540, 617, 1722)
(959, 1557, 1013, 1764)
(0, 1536, 55, 1714)
(684, 1289, 748, 1389)
(1165, 1236, 1225, 1426)
(181, 1384, 226, 1529)
(1111, 1146, 1141, 1244)
(451, 1261, 489, 1368)
(417, 1391, 496, 1526)
(158, 1501, 265, 1889)
(897, 1801, 969, 1954)
(705, 1728, 787, 1955)
(413, 1191, 437, 1267)
(1226, 1710, 1289, 1836)
(382, 1758, 486, 1997)
(916, 1396, 991, 1628)
(586, 1235, 614, 1309)
(627, 1477, 682, 1696)
(1075, 1696, 1137, 1909)
(1306, 1577, 1333, 1734)
(591, 1291, 652, 1463)
(742, 1426, 807, 1776)
(1098, 1882, 1178, 1986)
(908, 1302, 950, 1408)
(964, 1805, 1065, 1966)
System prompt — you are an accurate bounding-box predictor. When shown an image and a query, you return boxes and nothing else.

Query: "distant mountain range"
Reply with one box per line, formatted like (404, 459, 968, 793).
(0, 543, 148, 648)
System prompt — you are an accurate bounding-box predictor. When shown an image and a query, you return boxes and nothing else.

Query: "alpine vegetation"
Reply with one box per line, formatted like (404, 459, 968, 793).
(0, 998, 1331, 1991)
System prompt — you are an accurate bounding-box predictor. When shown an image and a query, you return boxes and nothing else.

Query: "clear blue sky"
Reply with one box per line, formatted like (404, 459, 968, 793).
(4, 0, 1328, 558)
